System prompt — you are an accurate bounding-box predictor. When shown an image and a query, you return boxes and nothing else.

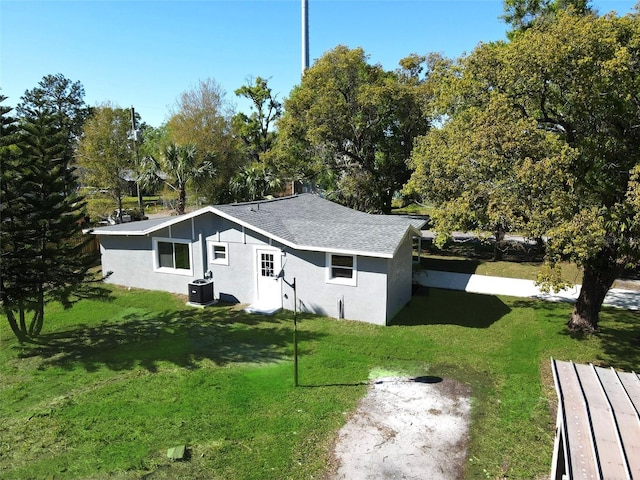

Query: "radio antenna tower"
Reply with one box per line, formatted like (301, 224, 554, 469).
(302, 0, 309, 74)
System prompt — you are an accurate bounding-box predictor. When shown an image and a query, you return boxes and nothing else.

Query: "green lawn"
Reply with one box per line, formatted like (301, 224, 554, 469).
(420, 254, 584, 283)
(1, 286, 638, 479)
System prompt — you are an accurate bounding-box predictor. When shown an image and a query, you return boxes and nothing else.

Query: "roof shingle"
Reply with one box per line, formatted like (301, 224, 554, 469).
(214, 194, 424, 256)
(91, 194, 425, 257)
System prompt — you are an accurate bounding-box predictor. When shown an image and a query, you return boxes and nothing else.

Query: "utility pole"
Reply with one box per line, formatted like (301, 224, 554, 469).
(130, 106, 144, 215)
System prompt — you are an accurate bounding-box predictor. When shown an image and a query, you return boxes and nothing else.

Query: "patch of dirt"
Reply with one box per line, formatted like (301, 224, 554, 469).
(327, 376, 471, 480)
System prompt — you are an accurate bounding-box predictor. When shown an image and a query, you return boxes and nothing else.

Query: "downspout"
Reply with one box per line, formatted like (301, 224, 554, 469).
(200, 231, 206, 278)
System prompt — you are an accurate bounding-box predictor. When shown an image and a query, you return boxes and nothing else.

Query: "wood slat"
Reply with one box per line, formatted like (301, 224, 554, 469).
(615, 371, 640, 478)
(617, 372, 640, 417)
(554, 360, 601, 479)
(574, 363, 628, 479)
(553, 361, 640, 480)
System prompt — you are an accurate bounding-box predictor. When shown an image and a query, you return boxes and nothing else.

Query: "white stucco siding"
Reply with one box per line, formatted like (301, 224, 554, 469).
(217, 217, 245, 243)
(385, 233, 414, 323)
(206, 225, 272, 303)
(100, 236, 200, 294)
(209, 242, 261, 303)
(279, 250, 388, 325)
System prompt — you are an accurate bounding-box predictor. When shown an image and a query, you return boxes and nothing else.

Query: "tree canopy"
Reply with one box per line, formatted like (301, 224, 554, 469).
(139, 143, 214, 215)
(232, 76, 282, 166)
(75, 104, 136, 217)
(502, 0, 592, 34)
(406, 10, 640, 333)
(16, 73, 91, 166)
(278, 46, 430, 213)
(166, 78, 242, 203)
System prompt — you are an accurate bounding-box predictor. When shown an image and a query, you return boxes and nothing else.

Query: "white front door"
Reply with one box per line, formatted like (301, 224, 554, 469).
(255, 249, 282, 307)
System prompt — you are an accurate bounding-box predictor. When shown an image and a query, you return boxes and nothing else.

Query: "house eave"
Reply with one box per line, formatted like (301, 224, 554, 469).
(88, 207, 216, 237)
(209, 207, 396, 259)
(90, 204, 405, 259)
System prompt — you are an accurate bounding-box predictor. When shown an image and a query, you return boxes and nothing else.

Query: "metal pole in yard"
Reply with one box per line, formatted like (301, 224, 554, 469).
(293, 277, 299, 387)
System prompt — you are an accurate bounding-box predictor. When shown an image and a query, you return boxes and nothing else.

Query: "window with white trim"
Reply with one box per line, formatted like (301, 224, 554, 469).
(412, 236, 422, 264)
(326, 253, 357, 286)
(153, 238, 193, 275)
(208, 241, 229, 266)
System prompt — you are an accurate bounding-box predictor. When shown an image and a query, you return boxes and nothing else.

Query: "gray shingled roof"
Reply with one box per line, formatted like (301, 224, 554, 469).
(91, 194, 425, 257)
(215, 194, 424, 256)
(87, 216, 172, 234)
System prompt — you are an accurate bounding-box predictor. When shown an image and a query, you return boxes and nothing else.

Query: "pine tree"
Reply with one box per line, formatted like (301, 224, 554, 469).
(1, 101, 97, 341)
(16, 74, 91, 167)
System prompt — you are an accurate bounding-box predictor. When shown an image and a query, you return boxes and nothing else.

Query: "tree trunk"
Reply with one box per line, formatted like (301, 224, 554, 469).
(534, 237, 545, 260)
(117, 192, 124, 222)
(29, 291, 45, 337)
(493, 228, 506, 261)
(381, 190, 393, 214)
(177, 187, 186, 215)
(568, 248, 622, 334)
(19, 307, 27, 334)
(137, 182, 144, 215)
(4, 309, 28, 342)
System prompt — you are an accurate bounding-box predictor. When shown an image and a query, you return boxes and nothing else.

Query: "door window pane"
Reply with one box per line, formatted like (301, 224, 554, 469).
(261, 253, 274, 277)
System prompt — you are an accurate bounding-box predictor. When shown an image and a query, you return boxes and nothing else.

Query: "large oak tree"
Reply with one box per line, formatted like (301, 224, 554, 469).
(278, 46, 430, 213)
(406, 10, 640, 333)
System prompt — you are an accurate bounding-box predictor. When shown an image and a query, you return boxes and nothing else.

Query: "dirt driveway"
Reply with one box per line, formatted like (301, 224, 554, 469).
(328, 376, 471, 480)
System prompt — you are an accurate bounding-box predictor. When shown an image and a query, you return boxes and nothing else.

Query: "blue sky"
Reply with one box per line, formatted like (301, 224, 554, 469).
(1, 0, 636, 127)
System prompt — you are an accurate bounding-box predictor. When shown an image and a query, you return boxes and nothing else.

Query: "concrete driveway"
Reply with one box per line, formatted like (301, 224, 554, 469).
(413, 270, 640, 311)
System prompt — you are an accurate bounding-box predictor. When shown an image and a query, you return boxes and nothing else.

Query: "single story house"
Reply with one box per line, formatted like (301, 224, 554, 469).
(90, 194, 425, 325)
(551, 359, 640, 479)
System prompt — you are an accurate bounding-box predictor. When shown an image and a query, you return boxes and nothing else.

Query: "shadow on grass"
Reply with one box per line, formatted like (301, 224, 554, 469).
(511, 298, 640, 372)
(424, 236, 545, 262)
(392, 288, 511, 328)
(420, 256, 482, 275)
(595, 307, 640, 372)
(299, 382, 369, 388)
(15, 305, 326, 373)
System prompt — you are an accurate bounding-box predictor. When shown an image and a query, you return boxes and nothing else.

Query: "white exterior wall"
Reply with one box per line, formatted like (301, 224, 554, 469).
(206, 219, 272, 304)
(278, 249, 389, 325)
(385, 232, 415, 323)
(100, 214, 213, 294)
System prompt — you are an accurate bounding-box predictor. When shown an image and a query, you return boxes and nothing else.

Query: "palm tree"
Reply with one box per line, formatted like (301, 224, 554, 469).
(139, 143, 215, 214)
(230, 164, 282, 202)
